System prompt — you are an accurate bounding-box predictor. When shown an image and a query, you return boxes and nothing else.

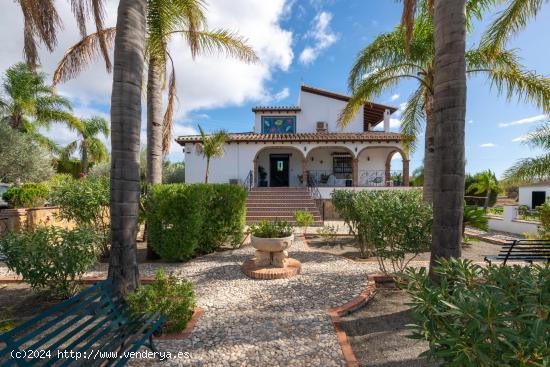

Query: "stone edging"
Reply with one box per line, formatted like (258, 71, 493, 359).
(328, 280, 377, 367)
(156, 308, 203, 340)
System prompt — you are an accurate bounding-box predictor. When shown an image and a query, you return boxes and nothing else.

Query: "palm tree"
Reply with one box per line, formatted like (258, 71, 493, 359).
(108, 0, 147, 295)
(338, 14, 549, 204)
(467, 170, 500, 210)
(197, 125, 228, 183)
(61, 116, 110, 175)
(463, 204, 489, 236)
(504, 121, 550, 182)
(16, 0, 110, 70)
(53, 0, 258, 185)
(0, 63, 81, 151)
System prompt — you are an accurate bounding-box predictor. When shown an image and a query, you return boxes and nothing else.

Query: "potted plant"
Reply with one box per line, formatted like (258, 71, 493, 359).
(320, 173, 330, 184)
(258, 166, 268, 187)
(249, 220, 294, 267)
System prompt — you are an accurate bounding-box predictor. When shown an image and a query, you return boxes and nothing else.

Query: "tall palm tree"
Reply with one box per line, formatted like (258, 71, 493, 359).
(0, 63, 81, 151)
(504, 121, 550, 182)
(197, 125, 228, 183)
(53, 0, 258, 185)
(16, 0, 110, 70)
(467, 170, 500, 210)
(108, 0, 147, 295)
(338, 14, 549, 203)
(61, 116, 110, 175)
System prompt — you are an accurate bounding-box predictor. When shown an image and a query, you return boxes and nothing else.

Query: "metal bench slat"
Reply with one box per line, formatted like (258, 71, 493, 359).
(113, 314, 165, 367)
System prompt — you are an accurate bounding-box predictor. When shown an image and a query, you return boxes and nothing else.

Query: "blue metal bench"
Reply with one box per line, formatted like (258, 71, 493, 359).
(484, 239, 550, 265)
(0, 278, 165, 366)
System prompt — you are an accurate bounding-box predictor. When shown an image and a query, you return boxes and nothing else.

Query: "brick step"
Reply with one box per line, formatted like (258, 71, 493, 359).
(246, 215, 322, 221)
(246, 204, 318, 209)
(247, 198, 315, 203)
(248, 193, 312, 198)
(246, 219, 324, 226)
(250, 187, 308, 191)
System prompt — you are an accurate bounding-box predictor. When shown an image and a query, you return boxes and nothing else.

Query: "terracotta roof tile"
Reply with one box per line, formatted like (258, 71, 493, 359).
(251, 106, 301, 112)
(176, 132, 404, 144)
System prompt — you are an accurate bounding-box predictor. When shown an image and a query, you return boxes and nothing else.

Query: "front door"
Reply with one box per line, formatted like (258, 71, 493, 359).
(270, 154, 289, 187)
(532, 191, 546, 208)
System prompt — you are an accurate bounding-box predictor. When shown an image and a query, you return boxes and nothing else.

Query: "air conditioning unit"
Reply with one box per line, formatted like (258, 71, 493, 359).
(316, 121, 328, 132)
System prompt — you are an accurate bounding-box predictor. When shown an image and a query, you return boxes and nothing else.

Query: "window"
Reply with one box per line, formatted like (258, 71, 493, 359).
(261, 116, 296, 134)
(333, 156, 352, 175)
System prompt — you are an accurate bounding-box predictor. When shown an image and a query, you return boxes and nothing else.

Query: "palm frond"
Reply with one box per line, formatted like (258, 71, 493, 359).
(504, 153, 550, 182)
(197, 125, 228, 159)
(399, 85, 427, 152)
(52, 27, 116, 86)
(522, 122, 550, 150)
(162, 59, 177, 157)
(86, 137, 109, 162)
(60, 140, 78, 161)
(400, 0, 418, 47)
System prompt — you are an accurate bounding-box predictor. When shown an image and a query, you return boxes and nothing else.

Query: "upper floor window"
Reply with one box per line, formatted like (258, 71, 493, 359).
(261, 116, 296, 134)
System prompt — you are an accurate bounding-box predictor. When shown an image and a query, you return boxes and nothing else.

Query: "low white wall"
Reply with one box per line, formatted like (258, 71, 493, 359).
(487, 205, 538, 236)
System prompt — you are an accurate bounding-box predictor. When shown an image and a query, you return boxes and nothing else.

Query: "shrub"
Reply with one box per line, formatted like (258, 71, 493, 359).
(2, 183, 49, 208)
(49, 176, 110, 256)
(294, 210, 314, 234)
(332, 190, 431, 273)
(400, 259, 550, 366)
(0, 226, 100, 298)
(463, 204, 489, 236)
(126, 269, 195, 333)
(316, 225, 338, 244)
(146, 184, 246, 261)
(250, 220, 293, 238)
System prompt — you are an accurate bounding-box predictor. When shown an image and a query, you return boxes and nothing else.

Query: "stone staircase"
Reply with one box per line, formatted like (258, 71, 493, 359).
(246, 187, 323, 226)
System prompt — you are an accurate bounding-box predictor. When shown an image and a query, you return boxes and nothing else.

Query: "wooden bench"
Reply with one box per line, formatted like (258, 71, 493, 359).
(484, 239, 550, 265)
(0, 278, 165, 366)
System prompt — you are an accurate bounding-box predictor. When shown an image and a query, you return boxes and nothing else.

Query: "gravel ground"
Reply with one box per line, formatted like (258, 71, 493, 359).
(340, 290, 439, 367)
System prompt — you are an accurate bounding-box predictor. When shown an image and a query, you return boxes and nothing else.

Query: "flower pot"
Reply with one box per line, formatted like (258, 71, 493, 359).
(250, 234, 294, 252)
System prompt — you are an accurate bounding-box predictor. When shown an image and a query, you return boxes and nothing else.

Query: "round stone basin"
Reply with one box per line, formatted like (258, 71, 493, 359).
(250, 234, 294, 252)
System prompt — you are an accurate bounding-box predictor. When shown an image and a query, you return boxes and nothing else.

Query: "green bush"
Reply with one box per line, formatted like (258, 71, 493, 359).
(294, 210, 314, 233)
(249, 220, 293, 238)
(401, 259, 550, 366)
(49, 176, 110, 256)
(146, 184, 246, 261)
(463, 204, 489, 236)
(0, 226, 100, 298)
(316, 225, 338, 244)
(2, 183, 49, 208)
(126, 269, 195, 333)
(332, 190, 431, 273)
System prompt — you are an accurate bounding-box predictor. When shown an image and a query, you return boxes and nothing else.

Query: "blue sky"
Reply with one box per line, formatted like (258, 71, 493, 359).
(0, 0, 548, 178)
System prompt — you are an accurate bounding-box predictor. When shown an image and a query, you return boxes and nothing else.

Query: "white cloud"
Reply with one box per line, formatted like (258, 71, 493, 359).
(480, 143, 496, 148)
(512, 134, 530, 142)
(498, 114, 548, 128)
(390, 94, 400, 101)
(273, 87, 290, 102)
(299, 11, 338, 65)
(468, 119, 474, 124)
(0, 0, 294, 153)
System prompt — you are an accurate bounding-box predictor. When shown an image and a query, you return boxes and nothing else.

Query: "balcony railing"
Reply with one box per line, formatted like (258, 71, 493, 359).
(306, 170, 403, 187)
(307, 170, 353, 187)
(358, 170, 403, 187)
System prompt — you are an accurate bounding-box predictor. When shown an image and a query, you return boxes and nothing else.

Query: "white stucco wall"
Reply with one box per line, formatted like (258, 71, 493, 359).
(518, 186, 550, 208)
(487, 206, 538, 236)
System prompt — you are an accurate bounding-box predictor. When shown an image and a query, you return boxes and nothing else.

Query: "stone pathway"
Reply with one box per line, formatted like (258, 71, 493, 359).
(126, 238, 379, 367)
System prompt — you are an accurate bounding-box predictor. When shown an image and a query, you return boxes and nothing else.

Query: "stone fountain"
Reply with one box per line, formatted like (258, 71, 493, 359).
(241, 234, 301, 280)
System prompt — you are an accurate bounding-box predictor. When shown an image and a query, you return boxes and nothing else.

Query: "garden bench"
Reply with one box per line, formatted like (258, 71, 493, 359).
(0, 278, 165, 366)
(484, 239, 550, 265)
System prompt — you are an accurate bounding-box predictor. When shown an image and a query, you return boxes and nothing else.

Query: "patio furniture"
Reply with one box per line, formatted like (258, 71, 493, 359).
(0, 278, 165, 366)
(484, 240, 550, 265)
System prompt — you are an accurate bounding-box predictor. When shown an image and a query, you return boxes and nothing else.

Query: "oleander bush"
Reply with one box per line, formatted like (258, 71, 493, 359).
(316, 225, 338, 244)
(249, 220, 293, 238)
(401, 259, 550, 366)
(146, 184, 246, 261)
(126, 269, 195, 333)
(294, 210, 314, 234)
(2, 183, 49, 208)
(332, 190, 431, 273)
(0, 226, 101, 298)
(49, 176, 110, 256)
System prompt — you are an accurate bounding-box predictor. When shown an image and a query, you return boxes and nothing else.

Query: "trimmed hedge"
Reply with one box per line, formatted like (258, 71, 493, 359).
(2, 183, 49, 208)
(147, 184, 247, 261)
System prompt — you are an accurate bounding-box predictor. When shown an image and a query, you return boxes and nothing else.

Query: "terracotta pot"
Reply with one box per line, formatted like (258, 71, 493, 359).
(250, 234, 294, 252)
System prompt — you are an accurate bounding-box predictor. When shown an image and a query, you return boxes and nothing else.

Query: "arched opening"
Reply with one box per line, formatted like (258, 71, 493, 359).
(305, 146, 356, 187)
(356, 146, 409, 187)
(385, 149, 410, 187)
(253, 146, 306, 187)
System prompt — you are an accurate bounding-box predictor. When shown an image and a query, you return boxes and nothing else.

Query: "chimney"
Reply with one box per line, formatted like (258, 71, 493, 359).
(383, 109, 391, 132)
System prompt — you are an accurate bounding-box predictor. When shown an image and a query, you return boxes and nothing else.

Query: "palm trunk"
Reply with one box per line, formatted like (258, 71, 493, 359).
(205, 158, 210, 183)
(108, 0, 147, 296)
(81, 144, 88, 175)
(484, 188, 491, 211)
(429, 0, 467, 277)
(423, 94, 435, 204)
(146, 56, 163, 185)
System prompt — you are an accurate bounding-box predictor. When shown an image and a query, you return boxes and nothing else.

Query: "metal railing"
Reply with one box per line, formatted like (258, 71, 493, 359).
(307, 175, 324, 220)
(242, 170, 253, 191)
(307, 170, 352, 187)
(358, 170, 403, 187)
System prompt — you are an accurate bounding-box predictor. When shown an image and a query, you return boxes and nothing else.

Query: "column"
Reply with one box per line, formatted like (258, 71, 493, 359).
(385, 159, 391, 187)
(403, 159, 410, 186)
(253, 159, 258, 187)
(302, 159, 308, 187)
(352, 158, 358, 187)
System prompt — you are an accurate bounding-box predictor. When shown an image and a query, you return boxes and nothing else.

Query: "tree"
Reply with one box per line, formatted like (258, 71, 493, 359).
(0, 63, 81, 151)
(53, 0, 258, 185)
(197, 126, 228, 183)
(463, 204, 489, 236)
(337, 12, 549, 204)
(467, 170, 500, 210)
(61, 117, 110, 175)
(16, 0, 110, 70)
(504, 121, 550, 182)
(0, 121, 55, 183)
(108, 0, 147, 296)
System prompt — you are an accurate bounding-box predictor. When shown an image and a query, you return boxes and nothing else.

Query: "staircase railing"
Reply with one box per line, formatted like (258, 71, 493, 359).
(242, 170, 253, 191)
(307, 175, 324, 221)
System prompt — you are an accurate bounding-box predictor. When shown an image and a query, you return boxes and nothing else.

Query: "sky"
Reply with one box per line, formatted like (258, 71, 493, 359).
(0, 0, 548, 178)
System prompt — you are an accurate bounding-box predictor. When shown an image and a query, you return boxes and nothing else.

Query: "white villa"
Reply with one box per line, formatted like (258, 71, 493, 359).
(177, 85, 410, 195)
